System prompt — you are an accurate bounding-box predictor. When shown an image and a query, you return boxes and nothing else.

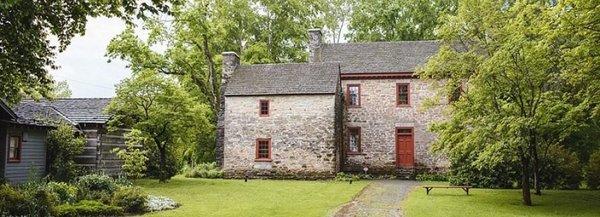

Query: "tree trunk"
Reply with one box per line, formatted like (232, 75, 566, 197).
(532, 145, 542, 195)
(159, 144, 167, 183)
(521, 154, 532, 206)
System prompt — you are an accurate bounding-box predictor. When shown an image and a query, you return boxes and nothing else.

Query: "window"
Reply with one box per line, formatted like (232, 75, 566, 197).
(396, 83, 410, 106)
(255, 138, 272, 161)
(347, 84, 361, 107)
(259, 100, 269, 116)
(348, 127, 361, 154)
(8, 135, 22, 163)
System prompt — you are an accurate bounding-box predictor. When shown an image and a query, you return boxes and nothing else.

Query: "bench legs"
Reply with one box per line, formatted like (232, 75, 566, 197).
(462, 187, 469, 195)
(425, 187, 432, 195)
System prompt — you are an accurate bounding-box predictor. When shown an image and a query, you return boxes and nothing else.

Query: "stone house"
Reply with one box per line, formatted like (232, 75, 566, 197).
(218, 29, 447, 178)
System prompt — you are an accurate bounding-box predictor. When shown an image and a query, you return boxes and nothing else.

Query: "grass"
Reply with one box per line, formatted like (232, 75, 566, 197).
(402, 182, 600, 217)
(135, 176, 369, 217)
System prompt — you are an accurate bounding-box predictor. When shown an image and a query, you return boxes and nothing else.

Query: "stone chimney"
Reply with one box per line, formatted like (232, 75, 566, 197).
(308, 28, 323, 63)
(221, 52, 240, 84)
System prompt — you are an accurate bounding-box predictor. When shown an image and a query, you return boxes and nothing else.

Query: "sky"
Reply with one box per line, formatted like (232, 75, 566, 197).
(51, 17, 132, 98)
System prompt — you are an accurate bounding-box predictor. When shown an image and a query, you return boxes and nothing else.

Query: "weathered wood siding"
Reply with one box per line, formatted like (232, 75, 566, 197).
(75, 125, 126, 176)
(4, 127, 47, 183)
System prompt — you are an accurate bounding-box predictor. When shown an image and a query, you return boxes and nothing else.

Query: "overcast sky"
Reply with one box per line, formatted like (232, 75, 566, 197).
(51, 17, 131, 98)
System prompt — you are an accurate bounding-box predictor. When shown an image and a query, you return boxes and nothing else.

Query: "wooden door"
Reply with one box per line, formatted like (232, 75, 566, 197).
(396, 128, 414, 167)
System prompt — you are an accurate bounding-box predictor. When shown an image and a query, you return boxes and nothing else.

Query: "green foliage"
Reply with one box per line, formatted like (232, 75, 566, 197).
(539, 145, 582, 190)
(111, 186, 148, 213)
(0, 184, 57, 217)
(47, 182, 78, 204)
(76, 174, 118, 203)
(0, 184, 30, 216)
(334, 172, 360, 182)
(46, 124, 87, 182)
(415, 171, 449, 182)
(347, 0, 457, 41)
(0, 0, 177, 104)
(54, 200, 124, 217)
(183, 162, 224, 178)
(585, 150, 600, 190)
(106, 71, 212, 182)
(113, 137, 149, 179)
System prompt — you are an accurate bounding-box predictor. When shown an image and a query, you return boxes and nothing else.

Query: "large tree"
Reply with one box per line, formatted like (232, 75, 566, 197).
(106, 70, 212, 182)
(346, 0, 457, 41)
(417, 0, 593, 206)
(0, 0, 177, 104)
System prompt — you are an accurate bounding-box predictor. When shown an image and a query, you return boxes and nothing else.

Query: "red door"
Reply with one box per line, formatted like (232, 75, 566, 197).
(396, 128, 414, 167)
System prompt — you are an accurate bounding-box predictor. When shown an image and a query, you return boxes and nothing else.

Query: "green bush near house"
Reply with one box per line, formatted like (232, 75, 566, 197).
(183, 162, 224, 178)
(47, 182, 78, 204)
(111, 186, 148, 213)
(585, 150, 600, 190)
(76, 174, 118, 203)
(55, 200, 123, 217)
(0, 184, 57, 217)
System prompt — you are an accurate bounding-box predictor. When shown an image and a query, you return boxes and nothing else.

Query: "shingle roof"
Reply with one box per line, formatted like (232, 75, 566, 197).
(319, 41, 440, 74)
(224, 63, 340, 96)
(14, 98, 112, 124)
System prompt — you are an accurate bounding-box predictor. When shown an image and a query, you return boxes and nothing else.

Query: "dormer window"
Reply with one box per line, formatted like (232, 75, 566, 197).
(259, 100, 269, 116)
(347, 84, 361, 107)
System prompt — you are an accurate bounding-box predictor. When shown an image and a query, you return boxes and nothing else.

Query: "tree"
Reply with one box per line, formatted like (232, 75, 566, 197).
(418, 0, 579, 206)
(0, 0, 178, 105)
(346, 0, 457, 41)
(106, 70, 212, 182)
(46, 124, 86, 182)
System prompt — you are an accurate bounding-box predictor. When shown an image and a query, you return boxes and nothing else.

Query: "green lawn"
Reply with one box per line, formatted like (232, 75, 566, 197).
(135, 176, 369, 217)
(402, 183, 600, 217)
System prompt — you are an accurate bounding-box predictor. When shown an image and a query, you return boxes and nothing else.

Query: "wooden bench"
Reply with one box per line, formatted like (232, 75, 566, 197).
(423, 186, 472, 195)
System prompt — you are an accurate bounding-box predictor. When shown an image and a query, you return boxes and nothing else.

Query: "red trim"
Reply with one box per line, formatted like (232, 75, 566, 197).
(7, 135, 22, 163)
(255, 138, 272, 162)
(341, 72, 416, 80)
(259, 100, 270, 117)
(395, 127, 414, 167)
(347, 127, 362, 155)
(346, 84, 361, 108)
(396, 83, 411, 107)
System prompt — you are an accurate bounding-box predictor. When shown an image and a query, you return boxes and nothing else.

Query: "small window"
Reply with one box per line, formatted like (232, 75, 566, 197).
(397, 83, 410, 106)
(347, 84, 361, 107)
(8, 135, 22, 163)
(255, 138, 272, 161)
(348, 127, 361, 154)
(259, 100, 269, 116)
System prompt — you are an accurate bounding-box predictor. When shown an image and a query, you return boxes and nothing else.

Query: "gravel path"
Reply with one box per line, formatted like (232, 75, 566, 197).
(333, 180, 419, 217)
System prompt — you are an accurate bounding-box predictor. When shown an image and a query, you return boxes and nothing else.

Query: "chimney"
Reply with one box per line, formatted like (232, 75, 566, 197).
(221, 52, 240, 84)
(308, 28, 323, 63)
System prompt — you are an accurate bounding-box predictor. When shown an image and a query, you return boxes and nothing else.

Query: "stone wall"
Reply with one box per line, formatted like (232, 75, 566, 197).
(223, 94, 338, 179)
(341, 78, 448, 173)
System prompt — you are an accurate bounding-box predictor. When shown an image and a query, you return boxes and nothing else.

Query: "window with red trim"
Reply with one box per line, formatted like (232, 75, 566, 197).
(255, 138, 271, 161)
(347, 84, 360, 107)
(8, 135, 22, 163)
(259, 100, 269, 116)
(397, 83, 410, 106)
(348, 127, 361, 154)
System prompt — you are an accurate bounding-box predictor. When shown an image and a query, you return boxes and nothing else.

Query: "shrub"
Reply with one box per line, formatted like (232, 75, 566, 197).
(416, 171, 449, 182)
(111, 186, 147, 213)
(183, 162, 224, 178)
(47, 124, 86, 182)
(27, 188, 58, 217)
(539, 145, 582, 190)
(146, 195, 180, 212)
(585, 150, 600, 190)
(55, 200, 124, 217)
(47, 182, 78, 204)
(0, 184, 29, 216)
(334, 172, 359, 182)
(76, 174, 117, 203)
(113, 140, 148, 179)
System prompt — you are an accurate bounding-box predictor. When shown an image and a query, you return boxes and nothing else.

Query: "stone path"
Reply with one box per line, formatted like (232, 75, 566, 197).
(333, 180, 419, 217)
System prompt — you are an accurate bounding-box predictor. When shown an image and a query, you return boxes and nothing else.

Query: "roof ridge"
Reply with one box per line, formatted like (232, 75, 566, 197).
(324, 40, 440, 46)
(238, 62, 338, 68)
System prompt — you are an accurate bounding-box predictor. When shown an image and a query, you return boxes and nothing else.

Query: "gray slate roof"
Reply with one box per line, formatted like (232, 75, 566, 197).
(14, 98, 112, 125)
(224, 63, 340, 96)
(320, 41, 440, 74)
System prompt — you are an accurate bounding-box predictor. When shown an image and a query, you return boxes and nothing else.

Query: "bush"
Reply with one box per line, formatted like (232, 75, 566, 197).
(416, 171, 449, 182)
(146, 195, 180, 212)
(76, 174, 118, 203)
(334, 172, 359, 182)
(55, 200, 123, 217)
(111, 186, 147, 213)
(448, 154, 519, 188)
(47, 182, 78, 204)
(47, 124, 86, 182)
(585, 150, 600, 190)
(539, 145, 582, 190)
(0, 184, 29, 216)
(183, 162, 224, 178)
